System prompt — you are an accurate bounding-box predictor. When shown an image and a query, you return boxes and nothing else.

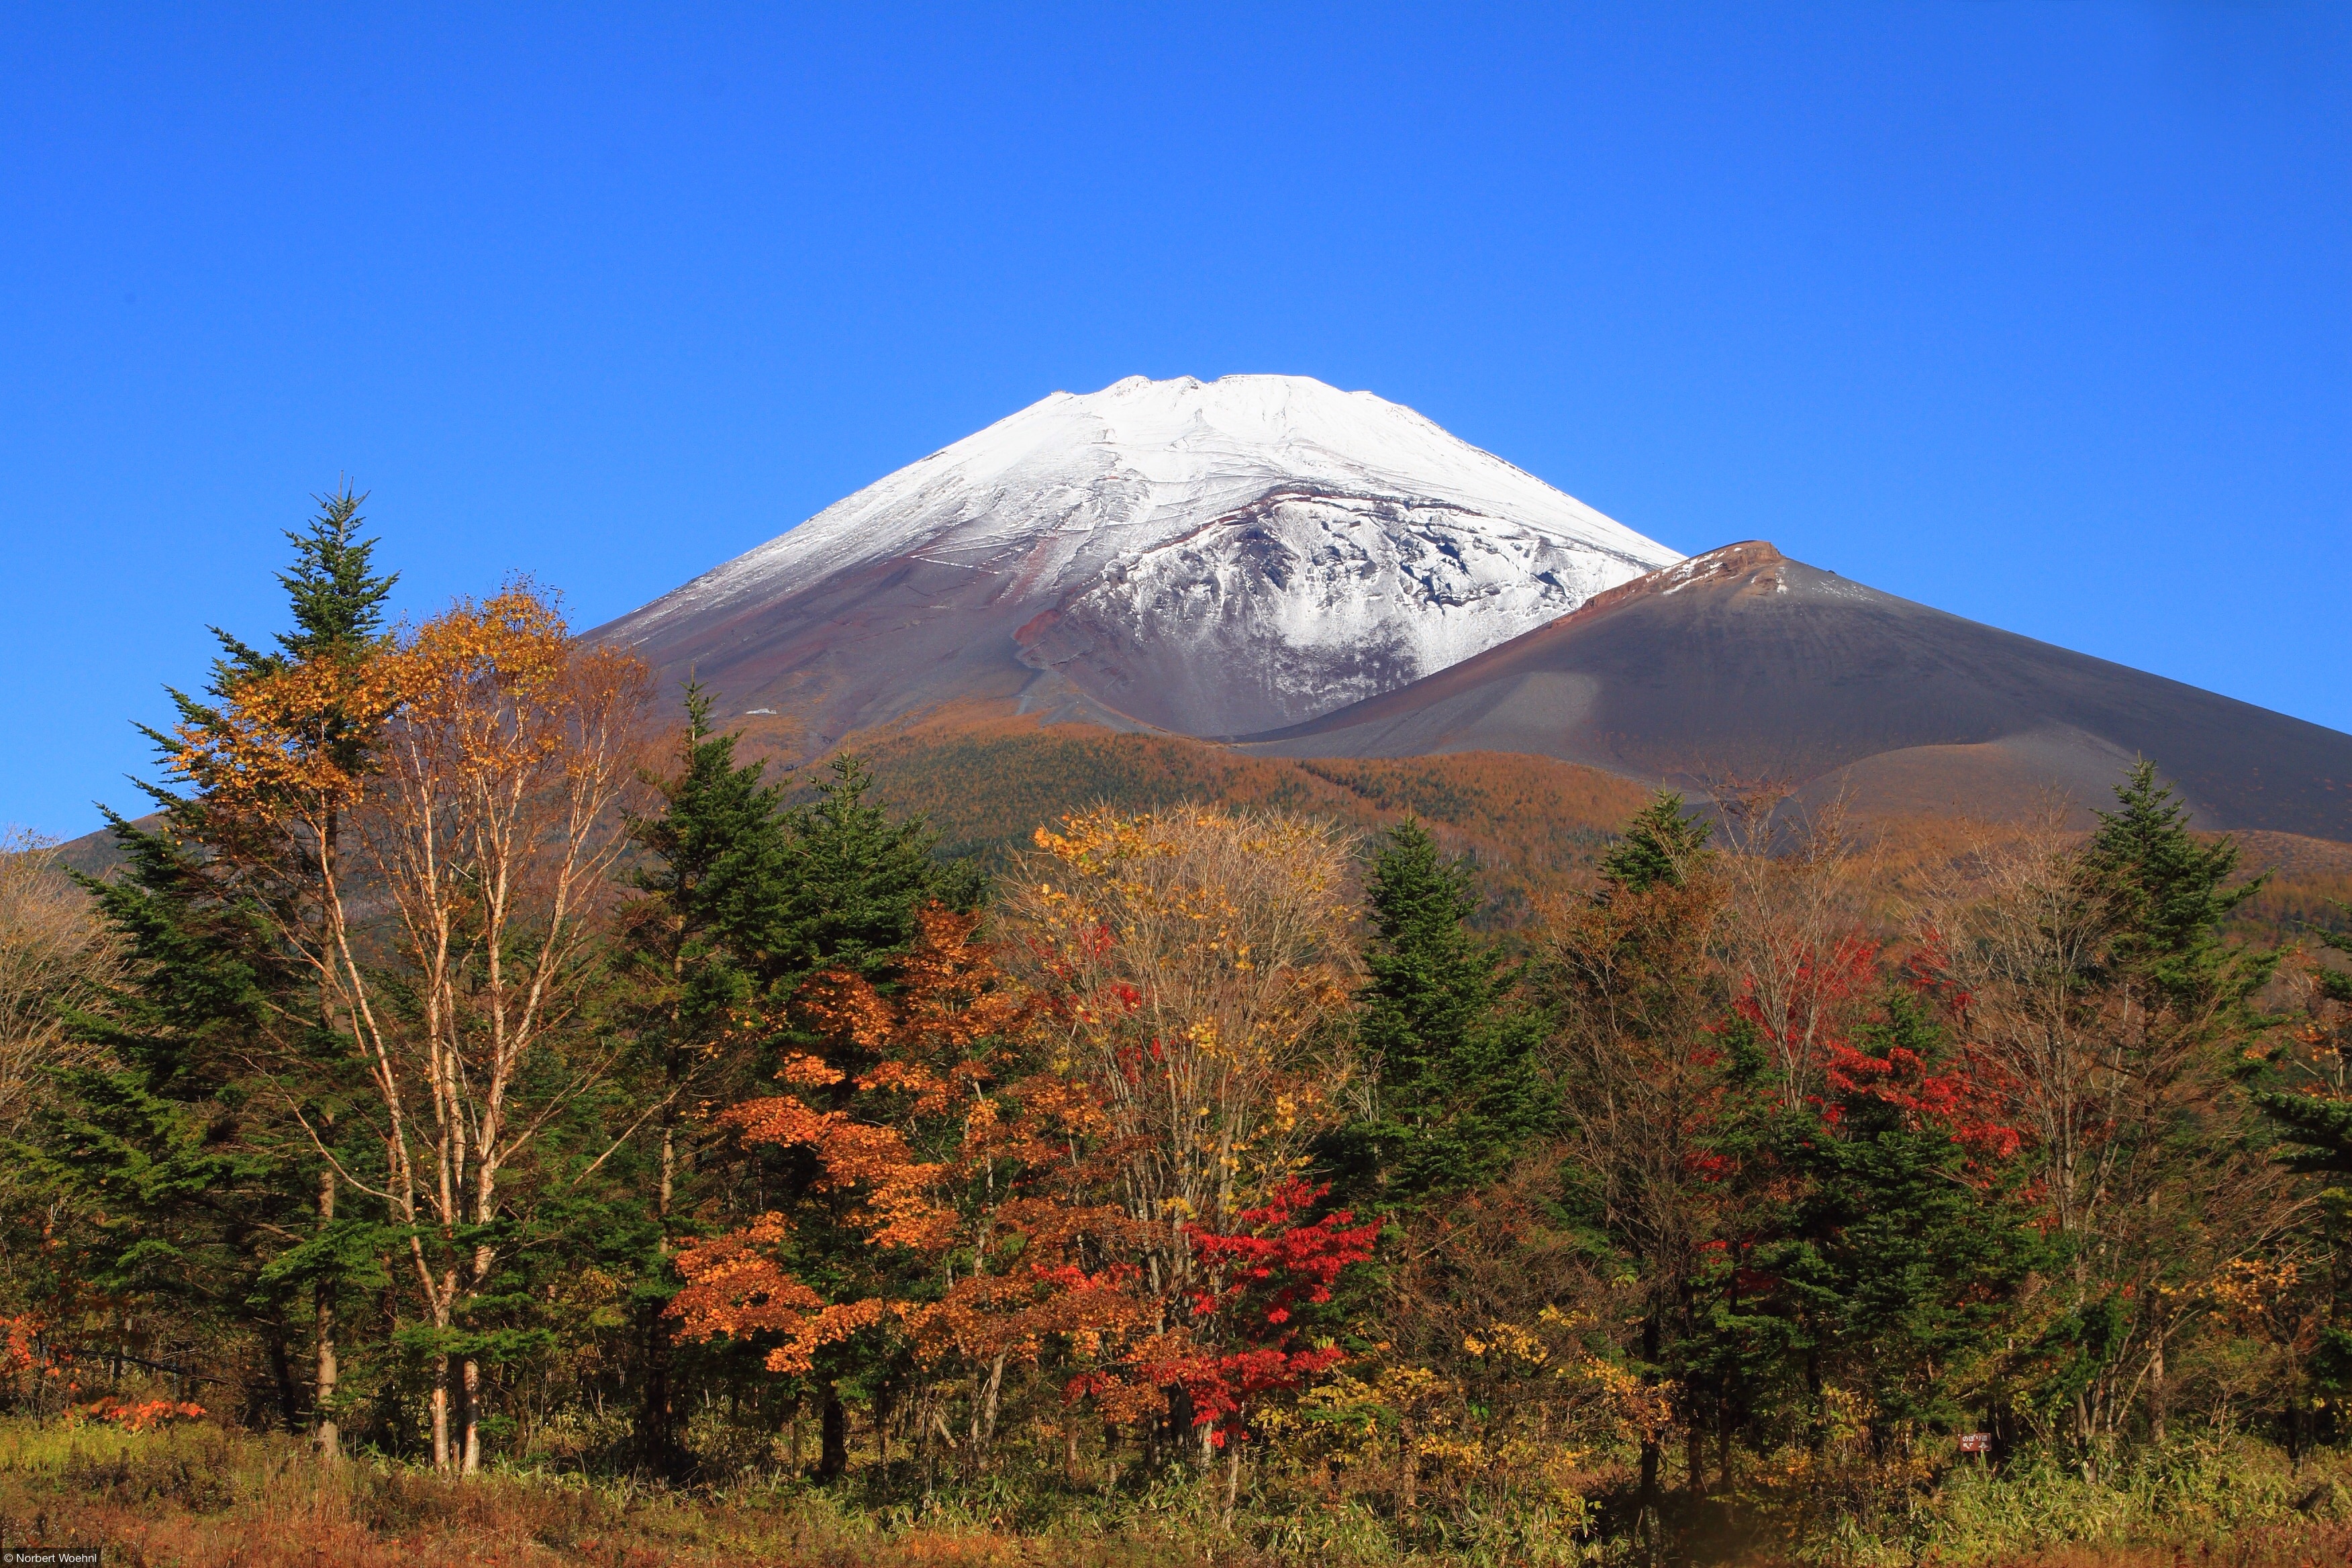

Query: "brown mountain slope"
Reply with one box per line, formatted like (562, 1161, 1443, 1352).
(1236, 542, 2352, 842)
(41, 716, 2348, 950)
(775, 711, 1652, 928)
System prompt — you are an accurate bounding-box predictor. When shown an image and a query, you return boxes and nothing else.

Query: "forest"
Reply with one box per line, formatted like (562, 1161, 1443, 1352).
(4, 496, 2352, 1568)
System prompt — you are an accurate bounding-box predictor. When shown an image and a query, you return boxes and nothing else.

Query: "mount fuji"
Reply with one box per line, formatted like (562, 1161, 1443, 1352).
(597, 375, 1680, 746)
(594, 372, 2352, 843)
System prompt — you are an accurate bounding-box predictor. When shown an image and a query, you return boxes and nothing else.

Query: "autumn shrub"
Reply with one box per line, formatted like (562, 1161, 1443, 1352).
(1807, 1436, 2352, 1567)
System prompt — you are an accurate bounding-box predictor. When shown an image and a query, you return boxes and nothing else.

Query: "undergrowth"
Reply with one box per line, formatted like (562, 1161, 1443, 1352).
(6, 1420, 2352, 1566)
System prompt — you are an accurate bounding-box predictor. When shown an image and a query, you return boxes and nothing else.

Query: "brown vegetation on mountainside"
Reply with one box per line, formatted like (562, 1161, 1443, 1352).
(38, 716, 2347, 957)
(756, 710, 1655, 927)
(718, 711, 2352, 947)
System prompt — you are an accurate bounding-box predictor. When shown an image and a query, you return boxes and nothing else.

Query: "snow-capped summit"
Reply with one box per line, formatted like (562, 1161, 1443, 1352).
(601, 375, 1681, 745)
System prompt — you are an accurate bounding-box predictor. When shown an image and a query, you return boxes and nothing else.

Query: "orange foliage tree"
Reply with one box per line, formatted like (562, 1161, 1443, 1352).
(669, 906, 1148, 1473)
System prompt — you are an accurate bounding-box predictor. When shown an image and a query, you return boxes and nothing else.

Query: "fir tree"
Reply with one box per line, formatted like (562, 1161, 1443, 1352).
(1599, 790, 1715, 895)
(622, 722, 977, 1478)
(620, 683, 795, 1475)
(1330, 820, 1546, 1212)
(764, 754, 980, 993)
(50, 487, 400, 1455)
(2257, 910, 2352, 1174)
(1758, 991, 2036, 1445)
(2084, 760, 2264, 1010)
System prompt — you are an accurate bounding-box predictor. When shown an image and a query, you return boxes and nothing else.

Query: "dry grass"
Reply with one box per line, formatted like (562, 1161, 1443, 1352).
(0, 1421, 1258, 1568)
(11, 1421, 2352, 1566)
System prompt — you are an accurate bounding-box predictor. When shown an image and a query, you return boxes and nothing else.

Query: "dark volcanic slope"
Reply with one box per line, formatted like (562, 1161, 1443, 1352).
(1236, 542, 2352, 840)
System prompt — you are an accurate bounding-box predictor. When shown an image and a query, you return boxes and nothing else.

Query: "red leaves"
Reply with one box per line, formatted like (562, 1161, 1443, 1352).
(1828, 1034, 2024, 1162)
(1106, 1179, 1379, 1445)
(1189, 1178, 1377, 1332)
(1735, 931, 1881, 1079)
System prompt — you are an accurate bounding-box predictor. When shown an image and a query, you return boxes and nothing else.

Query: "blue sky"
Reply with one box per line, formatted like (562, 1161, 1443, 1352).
(3, 3, 2347, 840)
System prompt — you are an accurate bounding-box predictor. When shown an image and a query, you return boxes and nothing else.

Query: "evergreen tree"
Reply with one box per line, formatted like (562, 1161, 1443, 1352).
(629, 684, 793, 1033)
(2026, 759, 2273, 1451)
(2257, 908, 2352, 1174)
(1330, 820, 1547, 1212)
(1756, 991, 2036, 1448)
(622, 724, 977, 1479)
(763, 754, 979, 994)
(1599, 790, 1715, 895)
(46, 487, 399, 1453)
(2084, 760, 2264, 1010)
(620, 683, 795, 1475)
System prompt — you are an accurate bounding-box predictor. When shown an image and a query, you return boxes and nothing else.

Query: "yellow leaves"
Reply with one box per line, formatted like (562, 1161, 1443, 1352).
(392, 583, 572, 722)
(1006, 803, 1363, 1277)
(2212, 1255, 2308, 1344)
(1463, 1320, 1549, 1368)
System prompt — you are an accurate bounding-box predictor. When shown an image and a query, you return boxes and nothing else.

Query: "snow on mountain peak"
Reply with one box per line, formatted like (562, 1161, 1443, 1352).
(609, 374, 1683, 740)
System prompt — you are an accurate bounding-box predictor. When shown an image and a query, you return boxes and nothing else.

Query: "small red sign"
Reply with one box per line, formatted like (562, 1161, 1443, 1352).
(1958, 1432, 1992, 1454)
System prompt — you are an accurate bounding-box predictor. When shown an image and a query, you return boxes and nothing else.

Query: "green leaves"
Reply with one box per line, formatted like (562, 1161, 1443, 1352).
(1597, 789, 1714, 896)
(1321, 822, 1546, 1222)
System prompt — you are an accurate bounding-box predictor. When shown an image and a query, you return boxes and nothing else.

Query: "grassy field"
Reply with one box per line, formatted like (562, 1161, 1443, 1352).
(7, 1419, 2352, 1567)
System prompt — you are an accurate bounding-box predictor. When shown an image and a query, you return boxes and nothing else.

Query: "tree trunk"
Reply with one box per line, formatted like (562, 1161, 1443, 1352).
(1636, 1308, 1664, 1546)
(315, 1167, 342, 1462)
(1400, 1414, 1417, 1514)
(1165, 1383, 1196, 1469)
(818, 1383, 848, 1481)
(430, 1342, 452, 1471)
(640, 1310, 676, 1477)
(266, 1327, 301, 1433)
(461, 1353, 482, 1473)
(972, 1354, 1007, 1451)
(1221, 1436, 1242, 1528)
(640, 1118, 681, 1477)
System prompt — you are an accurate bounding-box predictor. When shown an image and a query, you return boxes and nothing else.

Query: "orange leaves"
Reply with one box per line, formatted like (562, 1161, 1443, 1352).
(174, 649, 399, 821)
(669, 1214, 889, 1375)
(719, 1093, 954, 1252)
(0, 1313, 36, 1391)
(776, 1052, 846, 1087)
(669, 904, 1157, 1391)
(77, 1396, 208, 1432)
(793, 969, 898, 1055)
(388, 582, 573, 754)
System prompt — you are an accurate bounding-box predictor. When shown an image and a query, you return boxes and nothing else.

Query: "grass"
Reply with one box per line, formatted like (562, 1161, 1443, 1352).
(0, 1420, 1267, 1567)
(9, 1420, 2352, 1567)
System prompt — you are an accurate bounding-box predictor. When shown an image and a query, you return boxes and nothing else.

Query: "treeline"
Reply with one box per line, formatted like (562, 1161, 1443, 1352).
(3, 495, 2350, 1559)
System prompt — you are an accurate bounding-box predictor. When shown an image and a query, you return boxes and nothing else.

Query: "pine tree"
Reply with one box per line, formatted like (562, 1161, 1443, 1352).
(629, 683, 793, 1032)
(1759, 991, 2035, 1447)
(2035, 759, 2275, 1449)
(624, 727, 977, 1479)
(621, 683, 794, 1475)
(763, 754, 980, 992)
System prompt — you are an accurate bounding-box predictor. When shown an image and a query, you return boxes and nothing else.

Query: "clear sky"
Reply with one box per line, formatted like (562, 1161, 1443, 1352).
(3, 3, 2347, 840)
